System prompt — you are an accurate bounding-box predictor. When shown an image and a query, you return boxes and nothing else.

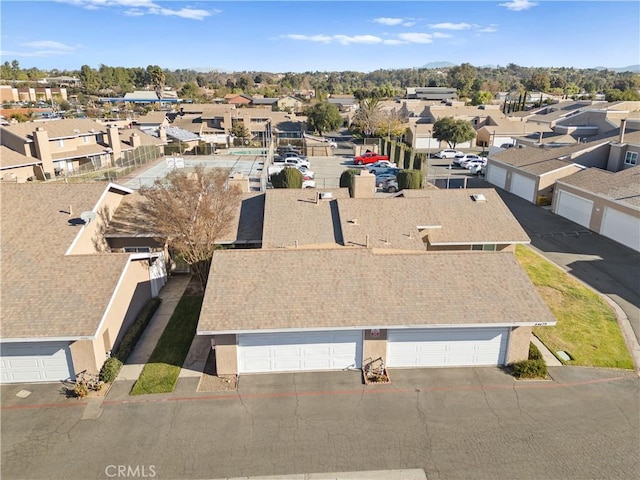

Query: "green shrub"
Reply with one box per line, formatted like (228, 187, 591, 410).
(528, 342, 543, 361)
(397, 169, 422, 190)
(511, 359, 548, 379)
(114, 297, 161, 362)
(339, 169, 359, 196)
(99, 356, 123, 383)
(271, 167, 302, 188)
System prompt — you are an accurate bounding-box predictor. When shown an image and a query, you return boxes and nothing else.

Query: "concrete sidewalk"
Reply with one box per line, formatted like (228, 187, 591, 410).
(116, 273, 192, 381)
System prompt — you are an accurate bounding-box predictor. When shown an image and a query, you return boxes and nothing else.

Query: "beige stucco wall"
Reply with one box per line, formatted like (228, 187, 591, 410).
(505, 326, 532, 364)
(214, 334, 238, 375)
(538, 165, 584, 199)
(69, 188, 129, 254)
(363, 329, 387, 366)
(1, 165, 38, 182)
(352, 170, 376, 198)
(69, 258, 151, 375)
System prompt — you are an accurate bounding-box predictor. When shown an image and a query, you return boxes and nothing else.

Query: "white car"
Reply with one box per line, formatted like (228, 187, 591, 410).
(434, 149, 464, 159)
(297, 165, 315, 179)
(366, 160, 397, 172)
(283, 157, 310, 168)
(453, 154, 483, 167)
(464, 158, 487, 169)
(302, 179, 316, 189)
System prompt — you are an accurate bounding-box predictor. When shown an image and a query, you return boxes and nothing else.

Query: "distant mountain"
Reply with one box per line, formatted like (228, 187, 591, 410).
(421, 61, 456, 69)
(593, 65, 640, 73)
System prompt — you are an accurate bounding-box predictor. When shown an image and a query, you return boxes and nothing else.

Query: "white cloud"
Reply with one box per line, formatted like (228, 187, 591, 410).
(382, 39, 406, 45)
(429, 22, 472, 30)
(374, 17, 404, 26)
(397, 33, 434, 44)
(432, 32, 452, 39)
(499, 0, 538, 12)
(476, 25, 498, 33)
(55, 0, 215, 20)
(283, 34, 382, 45)
(1, 40, 79, 57)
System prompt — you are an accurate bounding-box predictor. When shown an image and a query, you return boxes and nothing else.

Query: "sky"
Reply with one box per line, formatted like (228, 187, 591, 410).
(1, 0, 639, 73)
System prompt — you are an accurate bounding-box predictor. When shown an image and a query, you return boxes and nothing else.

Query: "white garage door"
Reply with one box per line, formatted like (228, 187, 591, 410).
(387, 327, 509, 367)
(555, 190, 593, 228)
(238, 331, 362, 374)
(0, 342, 74, 383)
(486, 165, 507, 189)
(601, 207, 640, 252)
(510, 173, 536, 203)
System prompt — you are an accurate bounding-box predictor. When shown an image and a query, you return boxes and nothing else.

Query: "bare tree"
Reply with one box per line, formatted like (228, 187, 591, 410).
(139, 165, 242, 290)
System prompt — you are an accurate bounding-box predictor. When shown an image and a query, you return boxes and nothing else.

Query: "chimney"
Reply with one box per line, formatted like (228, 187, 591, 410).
(130, 132, 141, 148)
(619, 119, 627, 144)
(351, 169, 376, 198)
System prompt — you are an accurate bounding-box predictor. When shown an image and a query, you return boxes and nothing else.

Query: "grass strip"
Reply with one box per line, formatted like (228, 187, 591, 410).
(131, 295, 203, 394)
(515, 245, 633, 369)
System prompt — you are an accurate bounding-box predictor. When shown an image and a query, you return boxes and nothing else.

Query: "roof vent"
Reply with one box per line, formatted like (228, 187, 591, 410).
(348, 218, 359, 225)
(319, 192, 333, 200)
(472, 194, 487, 203)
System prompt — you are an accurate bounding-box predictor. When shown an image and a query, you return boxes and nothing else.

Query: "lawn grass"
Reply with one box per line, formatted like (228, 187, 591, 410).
(515, 245, 634, 369)
(130, 295, 203, 395)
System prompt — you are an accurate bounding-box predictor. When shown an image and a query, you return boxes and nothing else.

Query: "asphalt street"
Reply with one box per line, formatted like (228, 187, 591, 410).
(1, 367, 638, 480)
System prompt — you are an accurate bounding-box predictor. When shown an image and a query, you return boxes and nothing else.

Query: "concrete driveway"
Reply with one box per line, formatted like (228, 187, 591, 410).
(2, 367, 638, 480)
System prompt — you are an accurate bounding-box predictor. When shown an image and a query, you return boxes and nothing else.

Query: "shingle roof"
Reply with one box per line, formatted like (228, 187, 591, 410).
(0, 145, 40, 169)
(261, 188, 350, 248)
(557, 166, 640, 209)
(1, 118, 106, 140)
(197, 249, 556, 333)
(0, 183, 130, 339)
(339, 189, 530, 248)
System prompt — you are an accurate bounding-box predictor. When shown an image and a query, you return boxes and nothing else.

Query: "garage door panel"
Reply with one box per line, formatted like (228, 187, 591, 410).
(510, 174, 536, 203)
(487, 165, 507, 189)
(387, 328, 508, 367)
(601, 207, 640, 252)
(238, 331, 362, 373)
(556, 191, 593, 228)
(0, 342, 74, 383)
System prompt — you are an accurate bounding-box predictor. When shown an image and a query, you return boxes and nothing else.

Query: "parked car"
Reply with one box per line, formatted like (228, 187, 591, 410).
(469, 164, 485, 176)
(375, 172, 398, 187)
(381, 177, 399, 193)
(453, 154, 483, 167)
(283, 151, 308, 161)
(434, 149, 464, 159)
(297, 165, 315, 179)
(354, 150, 389, 165)
(283, 157, 310, 168)
(366, 160, 397, 171)
(302, 179, 316, 189)
(463, 158, 487, 169)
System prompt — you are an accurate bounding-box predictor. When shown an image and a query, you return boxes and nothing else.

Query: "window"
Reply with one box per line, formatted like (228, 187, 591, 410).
(624, 151, 638, 166)
(83, 135, 90, 144)
(124, 247, 151, 253)
(471, 244, 496, 251)
(57, 139, 64, 147)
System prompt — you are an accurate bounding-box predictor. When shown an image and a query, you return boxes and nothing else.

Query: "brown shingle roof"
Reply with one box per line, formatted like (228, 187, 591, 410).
(0, 145, 40, 169)
(1, 118, 106, 140)
(0, 183, 130, 339)
(262, 188, 350, 248)
(198, 249, 556, 333)
(557, 166, 640, 208)
(339, 189, 530, 248)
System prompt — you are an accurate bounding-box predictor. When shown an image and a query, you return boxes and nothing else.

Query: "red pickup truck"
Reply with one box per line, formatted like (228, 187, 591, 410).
(354, 151, 389, 165)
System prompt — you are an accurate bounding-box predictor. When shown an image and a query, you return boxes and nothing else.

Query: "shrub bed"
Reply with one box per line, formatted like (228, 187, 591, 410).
(511, 359, 548, 379)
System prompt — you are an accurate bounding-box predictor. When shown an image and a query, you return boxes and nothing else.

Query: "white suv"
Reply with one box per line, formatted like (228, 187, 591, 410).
(434, 149, 464, 159)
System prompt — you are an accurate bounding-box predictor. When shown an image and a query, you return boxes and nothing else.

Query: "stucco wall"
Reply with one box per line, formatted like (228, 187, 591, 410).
(214, 334, 238, 375)
(505, 326, 532, 364)
(363, 329, 387, 366)
(69, 188, 129, 254)
(69, 258, 151, 374)
(1, 165, 38, 183)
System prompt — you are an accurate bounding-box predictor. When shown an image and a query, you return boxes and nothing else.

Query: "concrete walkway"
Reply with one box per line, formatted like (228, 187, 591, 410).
(116, 274, 192, 381)
(531, 334, 563, 366)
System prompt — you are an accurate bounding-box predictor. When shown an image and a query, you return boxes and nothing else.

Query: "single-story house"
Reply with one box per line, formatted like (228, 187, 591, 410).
(0, 182, 167, 383)
(197, 184, 556, 376)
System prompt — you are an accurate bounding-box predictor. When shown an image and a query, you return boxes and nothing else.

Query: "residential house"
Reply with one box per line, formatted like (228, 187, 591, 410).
(406, 87, 457, 101)
(0, 119, 165, 178)
(0, 182, 167, 383)
(197, 184, 556, 376)
(226, 94, 253, 106)
(276, 95, 305, 112)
